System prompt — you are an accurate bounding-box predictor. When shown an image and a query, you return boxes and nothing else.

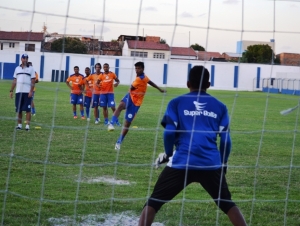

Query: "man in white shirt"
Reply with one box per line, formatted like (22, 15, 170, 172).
(9, 54, 36, 131)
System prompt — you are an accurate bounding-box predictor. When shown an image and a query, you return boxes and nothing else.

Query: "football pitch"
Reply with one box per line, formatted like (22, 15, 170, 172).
(0, 80, 299, 225)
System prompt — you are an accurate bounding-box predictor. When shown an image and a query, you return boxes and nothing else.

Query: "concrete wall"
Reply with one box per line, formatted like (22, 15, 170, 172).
(1, 50, 300, 91)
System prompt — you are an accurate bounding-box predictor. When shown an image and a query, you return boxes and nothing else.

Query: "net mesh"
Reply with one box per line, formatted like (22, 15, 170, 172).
(1, 0, 300, 225)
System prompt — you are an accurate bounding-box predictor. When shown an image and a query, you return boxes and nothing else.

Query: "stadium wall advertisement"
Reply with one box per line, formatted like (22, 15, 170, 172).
(1, 50, 299, 91)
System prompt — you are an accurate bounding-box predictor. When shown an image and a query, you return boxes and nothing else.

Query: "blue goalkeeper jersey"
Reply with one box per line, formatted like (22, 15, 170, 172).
(161, 91, 230, 170)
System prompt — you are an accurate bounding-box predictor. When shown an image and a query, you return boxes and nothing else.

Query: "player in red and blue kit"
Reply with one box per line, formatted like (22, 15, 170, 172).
(66, 66, 85, 119)
(138, 66, 247, 226)
(83, 67, 92, 121)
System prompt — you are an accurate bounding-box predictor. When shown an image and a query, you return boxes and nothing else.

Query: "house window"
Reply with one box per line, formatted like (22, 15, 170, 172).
(25, 44, 35, 52)
(153, 53, 165, 59)
(9, 43, 15, 48)
(0, 43, 3, 50)
(130, 51, 148, 58)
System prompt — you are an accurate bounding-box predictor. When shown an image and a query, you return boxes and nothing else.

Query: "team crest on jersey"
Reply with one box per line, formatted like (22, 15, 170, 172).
(76, 78, 79, 82)
(106, 76, 109, 79)
(183, 101, 217, 118)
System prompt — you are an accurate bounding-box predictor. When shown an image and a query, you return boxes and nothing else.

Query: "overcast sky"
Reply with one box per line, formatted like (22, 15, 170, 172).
(0, 0, 299, 54)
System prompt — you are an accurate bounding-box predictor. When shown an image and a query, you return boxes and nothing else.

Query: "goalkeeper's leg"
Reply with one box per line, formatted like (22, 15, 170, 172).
(138, 167, 191, 226)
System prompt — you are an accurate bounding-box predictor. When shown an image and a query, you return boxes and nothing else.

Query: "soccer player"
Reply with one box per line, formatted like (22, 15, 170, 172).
(97, 63, 120, 125)
(27, 62, 39, 116)
(66, 66, 85, 119)
(107, 61, 166, 151)
(83, 67, 92, 121)
(138, 66, 247, 226)
(9, 53, 36, 131)
(86, 63, 102, 124)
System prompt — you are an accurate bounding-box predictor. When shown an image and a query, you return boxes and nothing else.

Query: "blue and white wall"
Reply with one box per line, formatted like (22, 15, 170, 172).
(1, 50, 300, 91)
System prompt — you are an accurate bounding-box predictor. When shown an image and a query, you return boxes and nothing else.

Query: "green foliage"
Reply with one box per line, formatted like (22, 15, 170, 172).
(160, 38, 167, 44)
(0, 81, 300, 225)
(190, 43, 205, 51)
(274, 56, 281, 64)
(241, 44, 275, 64)
(51, 37, 87, 54)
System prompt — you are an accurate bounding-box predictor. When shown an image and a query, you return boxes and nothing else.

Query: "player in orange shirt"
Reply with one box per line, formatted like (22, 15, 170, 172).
(97, 63, 120, 125)
(27, 62, 38, 116)
(66, 66, 85, 119)
(86, 63, 102, 124)
(108, 61, 166, 150)
(83, 67, 92, 121)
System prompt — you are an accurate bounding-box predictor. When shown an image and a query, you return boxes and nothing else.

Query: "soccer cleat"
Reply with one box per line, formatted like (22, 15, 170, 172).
(87, 118, 90, 121)
(115, 142, 121, 151)
(16, 126, 22, 130)
(32, 114, 36, 116)
(25, 127, 30, 131)
(74, 116, 78, 119)
(107, 123, 115, 131)
(95, 120, 99, 124)
(115, 121, 122, 127)
(104, 119, 109, 125)
(81, 116, 85, 120)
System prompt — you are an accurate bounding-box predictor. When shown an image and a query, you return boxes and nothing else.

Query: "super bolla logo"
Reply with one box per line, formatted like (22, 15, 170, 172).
(184, 101, 217, 118)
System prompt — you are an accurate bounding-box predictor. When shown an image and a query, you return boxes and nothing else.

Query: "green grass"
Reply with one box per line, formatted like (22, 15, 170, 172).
(0, 80, 300, 226)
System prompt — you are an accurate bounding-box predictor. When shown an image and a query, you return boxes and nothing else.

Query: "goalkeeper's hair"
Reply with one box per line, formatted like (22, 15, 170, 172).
(134, 61, 145, 69)
(188, 65, 210, 89)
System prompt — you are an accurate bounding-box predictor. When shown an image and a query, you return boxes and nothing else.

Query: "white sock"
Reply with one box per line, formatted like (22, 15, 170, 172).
(18, 124, 22, 128)
(25, 125, 29, 129)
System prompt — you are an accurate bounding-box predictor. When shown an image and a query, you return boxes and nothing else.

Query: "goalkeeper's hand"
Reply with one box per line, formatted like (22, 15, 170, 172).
(155, 153, 169, 169)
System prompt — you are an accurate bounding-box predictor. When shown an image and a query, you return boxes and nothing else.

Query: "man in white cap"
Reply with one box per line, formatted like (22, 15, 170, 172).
(9, 53, 36, 131)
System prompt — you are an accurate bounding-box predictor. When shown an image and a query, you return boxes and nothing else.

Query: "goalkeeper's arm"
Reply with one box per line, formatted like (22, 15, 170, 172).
(219, 129, 232, 164)
(155, 124, 176, 168)
(164, 124, 176, 157)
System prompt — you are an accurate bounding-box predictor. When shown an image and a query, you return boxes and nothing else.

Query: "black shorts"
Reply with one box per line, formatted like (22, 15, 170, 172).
(15, 93, 32, 113)
(145, 166, 236, 214)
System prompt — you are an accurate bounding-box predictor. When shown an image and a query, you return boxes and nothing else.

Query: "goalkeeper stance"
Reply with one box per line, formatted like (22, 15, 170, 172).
(138, 66, 247, 226)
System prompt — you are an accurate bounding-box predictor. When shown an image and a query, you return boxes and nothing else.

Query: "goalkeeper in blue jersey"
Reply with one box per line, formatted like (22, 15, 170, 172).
(138, 66, 247, 226)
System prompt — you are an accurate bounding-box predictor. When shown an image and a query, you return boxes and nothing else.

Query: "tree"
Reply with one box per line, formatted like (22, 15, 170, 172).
(51, 37, 87, 54)
(190, 43, 205, 51)
(160, 39, 167, 44)
(240, 44, 275, 64)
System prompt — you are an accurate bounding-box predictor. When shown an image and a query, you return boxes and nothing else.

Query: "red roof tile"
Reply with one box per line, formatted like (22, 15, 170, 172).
(197, 51, 221, 61)
(171, 47, 197, 56)
(127, 40, 170, 51)
(0, 31, 44, 41)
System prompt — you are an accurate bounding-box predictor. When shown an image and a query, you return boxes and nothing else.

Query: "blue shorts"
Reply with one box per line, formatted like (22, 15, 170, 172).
(122, 93, 140, 122)
(84, 96, 92, 108)
(92, 94, 100, 108)
(100, 93, 115, 107)
(70, 94, 83, 105)
(15, 93, 32, 113)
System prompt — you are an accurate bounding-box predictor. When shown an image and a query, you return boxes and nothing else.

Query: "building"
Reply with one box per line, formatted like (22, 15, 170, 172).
(99, 41, 122, 56)
(276, 53, 300, 66)
(170, 47, 197, 60)
(236, 40, 275, 54)
(197, 51, 221, 61)
(122, 40, 170, 59)
(0, 31, 44, 52)
(221, 52, 242, 62)
(118, 35, 146, 42)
